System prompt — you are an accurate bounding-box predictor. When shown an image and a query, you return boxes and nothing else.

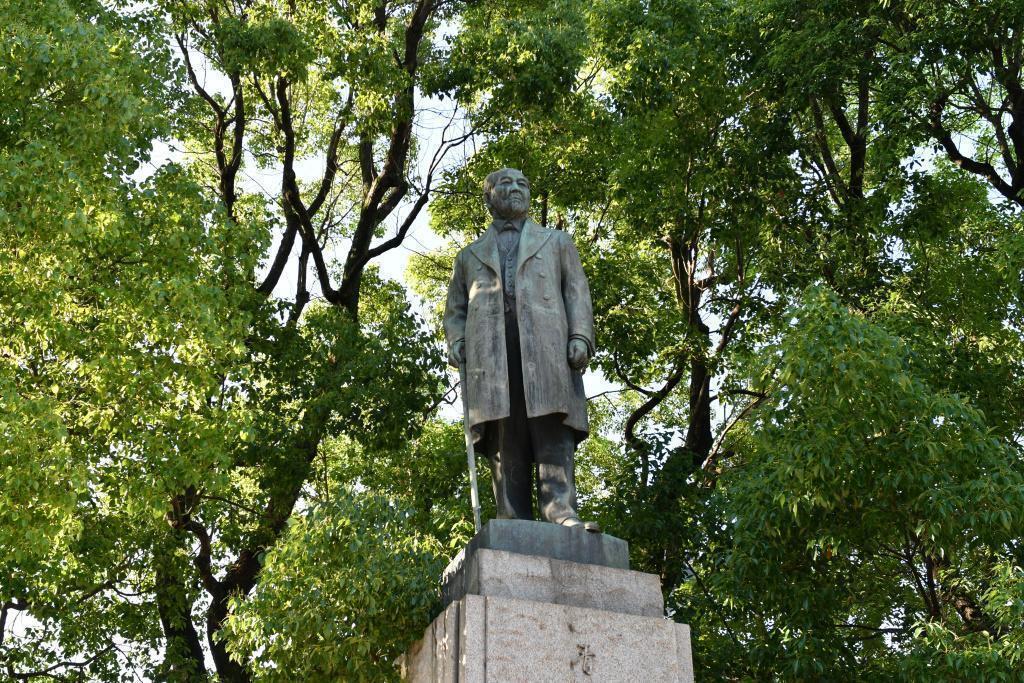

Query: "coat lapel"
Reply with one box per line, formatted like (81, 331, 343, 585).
(468, 224, 501, 275)
(516, 219, 552, 275)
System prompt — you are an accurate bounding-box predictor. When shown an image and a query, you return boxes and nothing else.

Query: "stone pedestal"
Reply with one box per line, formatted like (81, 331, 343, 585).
(400, 520, 694, 682)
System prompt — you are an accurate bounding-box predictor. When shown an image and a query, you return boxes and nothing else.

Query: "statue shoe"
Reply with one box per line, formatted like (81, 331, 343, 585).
(559, 517, 602, 533)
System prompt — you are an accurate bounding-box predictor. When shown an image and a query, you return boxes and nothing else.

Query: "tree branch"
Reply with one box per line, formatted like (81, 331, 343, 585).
(365, 182, 431, 261)
(288, 240, 311, 324)
(625, 358, 687, 488)
(6, 644, 116, 681)
(992, 43, 1024, 177)
(154, 554, 207, 678)
(612, 352, 654, 397)
(175, 33, 224, 119)
(310, 91, 355, 216)
(223, 72, 246, 217)
(703, 391, 769, 476)
(274, 74, 343, 304)
(966, 78, 1017, 175)
(930, 95, 1021, 205)
(334, 0, 437, 313)
(715, 302, 742, 354)
(182, 519, 220, 596)
(827, 91, 856, 148)
(255, 221, 298, 296)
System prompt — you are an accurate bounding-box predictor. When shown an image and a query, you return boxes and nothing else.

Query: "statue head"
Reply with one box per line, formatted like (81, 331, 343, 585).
(483, 168, 531, 220)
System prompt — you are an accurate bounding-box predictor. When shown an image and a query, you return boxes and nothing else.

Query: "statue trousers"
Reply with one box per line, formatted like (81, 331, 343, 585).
(483, 309, 579, 523)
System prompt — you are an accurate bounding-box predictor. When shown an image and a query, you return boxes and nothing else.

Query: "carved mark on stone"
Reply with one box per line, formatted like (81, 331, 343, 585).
(574, 644, 595, 676)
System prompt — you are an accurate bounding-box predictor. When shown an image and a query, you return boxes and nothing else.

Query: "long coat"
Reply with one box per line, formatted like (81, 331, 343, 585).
(444, 219, 595, 451)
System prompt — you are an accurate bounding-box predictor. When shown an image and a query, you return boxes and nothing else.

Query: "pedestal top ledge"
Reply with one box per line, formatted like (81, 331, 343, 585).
(444, 519, 630, 579)
(440, 520, 637, 615)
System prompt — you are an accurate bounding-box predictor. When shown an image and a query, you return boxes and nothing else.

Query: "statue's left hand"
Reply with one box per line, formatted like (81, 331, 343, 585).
(567, 339, 589, 370)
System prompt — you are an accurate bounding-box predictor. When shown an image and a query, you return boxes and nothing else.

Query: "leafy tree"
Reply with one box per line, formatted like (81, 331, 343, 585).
(422, 0, 1024, 679)
(2, 0, 255, 676)
(221, 490, 445, 681)
(2, 0, 467, 679)
(718, 287, 1024, 678)
(6, 0, 1024, 679)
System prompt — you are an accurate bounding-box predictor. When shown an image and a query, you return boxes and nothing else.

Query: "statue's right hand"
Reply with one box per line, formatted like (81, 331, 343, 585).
(448, 340, 465, 368)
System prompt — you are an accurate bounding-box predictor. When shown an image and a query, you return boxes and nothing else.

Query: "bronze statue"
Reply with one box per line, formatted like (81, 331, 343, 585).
(444, 168, 599, 531)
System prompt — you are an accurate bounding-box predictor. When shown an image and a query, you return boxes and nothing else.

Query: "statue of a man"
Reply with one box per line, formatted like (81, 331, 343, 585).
(444, 168, 599, 531)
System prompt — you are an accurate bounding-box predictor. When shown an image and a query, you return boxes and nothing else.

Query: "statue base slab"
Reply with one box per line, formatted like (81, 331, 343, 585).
(452, 519, 630, 569)
(401, 522, 693, 682)
(440, 519, 630, 612)
(443, 547, 663, 618)
(399, 594, 693, 682)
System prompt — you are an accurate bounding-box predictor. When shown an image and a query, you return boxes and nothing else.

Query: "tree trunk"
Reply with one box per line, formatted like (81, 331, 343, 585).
(154, 553, 207, 680)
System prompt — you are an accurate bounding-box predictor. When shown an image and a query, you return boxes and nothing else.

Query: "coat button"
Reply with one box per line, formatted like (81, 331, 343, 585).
(539, 272, 546, 278)
(543, 293, 551, 300)
(476, 264, 483, 270)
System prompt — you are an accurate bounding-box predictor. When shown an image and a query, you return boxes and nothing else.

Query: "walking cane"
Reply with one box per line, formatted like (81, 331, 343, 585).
(458, 361, 482, 533)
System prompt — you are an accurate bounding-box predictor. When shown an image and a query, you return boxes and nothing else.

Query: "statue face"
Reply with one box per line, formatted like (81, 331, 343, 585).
(488, 169, 531, 219)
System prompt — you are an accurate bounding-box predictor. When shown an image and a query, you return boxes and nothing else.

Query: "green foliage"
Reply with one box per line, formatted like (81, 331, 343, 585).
(6, 0, 1024, 678)
(217, 15, 314, 79)
(900, 561, 1024, 680)
(0, 0, 266, 675)
(429, 0, 588, 111)
(326, 420, 483, 549)
(1, 0, 450, 678)
(739, 287, 1020, 557)
(223, 490, 445, 681)
(700, 288, 1024, 678)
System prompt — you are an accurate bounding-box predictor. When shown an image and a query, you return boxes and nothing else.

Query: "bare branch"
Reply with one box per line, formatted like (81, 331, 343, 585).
(930, 96, 1021, 205)
(626, 359, 687, 488)
(966, 78, 1016, 174)
(703, 390, 769, 476)
(365, 183, 431, 261)
(255, 221, 298, 296)
(612, 352, 654, 397)
(198, 493, 266, 520)
(7, 644, 116, 680)
(715, 302, 742, 354)
(310, 91, 355, 216)
(175, 33, 224, 119)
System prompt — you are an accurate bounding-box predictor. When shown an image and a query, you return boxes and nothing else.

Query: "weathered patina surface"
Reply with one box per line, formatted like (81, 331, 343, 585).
(443, 168, 597, 529)
(443, 219, 594, 442)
